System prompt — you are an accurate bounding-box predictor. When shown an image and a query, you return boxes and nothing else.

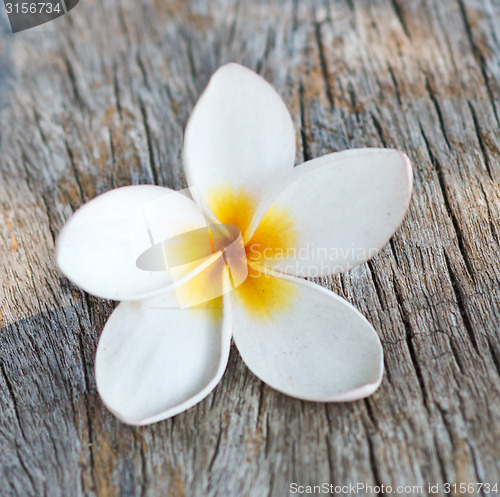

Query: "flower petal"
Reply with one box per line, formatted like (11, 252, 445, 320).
(95, 290, 231, 425)
(56, 185, 208, 301)
(183, 63, 296, 230)
(246, 148, 413, 276)
(232, 268, 383, 401)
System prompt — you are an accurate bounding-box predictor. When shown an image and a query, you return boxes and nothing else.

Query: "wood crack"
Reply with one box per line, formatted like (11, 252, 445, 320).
(487, 337, 500, 378)
(367, 260, 384, 309)
(424, 74, 451, 149)
(134, 430, 148, 497)
(365, 433, 385, 496)
(139, 100, 160, 186)
(387, 64, 402, 107)
(419, 123, 476, 282)
(136, 51, 150, 89)
(256, 28, 274, 75)
(391, 271, 431, 415)
(313, 21, 334, 108)
(0, 361, 28, 443)
(112, 62, 123, 122)
(389, 0, 411, 39)
(62, 53, 84, 108)
(298, 81, 312, 161)
(227, 0, 241, 46)
(256, 381, 266, 429)
(370, 111, 388, 147)
(443, 250, 480, 355)
(433, 404, 452, 487)
(467, 101, 495, 181)
(64, 139, 86, 203)
(207, 428, 223, 473)
(79, 294, 100, 496)
(467, 441, 487, 496)
(478, 182, 499, 244)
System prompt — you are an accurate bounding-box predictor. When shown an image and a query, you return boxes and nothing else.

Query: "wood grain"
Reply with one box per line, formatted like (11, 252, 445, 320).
(0, 0, 499, 495)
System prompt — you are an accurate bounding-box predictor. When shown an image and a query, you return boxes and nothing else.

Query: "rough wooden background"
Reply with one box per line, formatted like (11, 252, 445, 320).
(0, 0, 499, 495)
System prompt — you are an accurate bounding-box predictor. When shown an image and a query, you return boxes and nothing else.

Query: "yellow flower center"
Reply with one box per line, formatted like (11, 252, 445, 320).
(207, 184, 298, 321)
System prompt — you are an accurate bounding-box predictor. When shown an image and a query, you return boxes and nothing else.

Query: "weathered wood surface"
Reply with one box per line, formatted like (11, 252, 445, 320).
(0, 0, 499, 495)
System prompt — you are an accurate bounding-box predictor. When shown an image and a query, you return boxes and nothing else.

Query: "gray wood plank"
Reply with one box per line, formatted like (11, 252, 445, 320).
(0, 0, 499, 495)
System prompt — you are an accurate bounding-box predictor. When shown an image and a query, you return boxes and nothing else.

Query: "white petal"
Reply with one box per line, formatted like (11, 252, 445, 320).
(56, 186, 208, 301)
(231, 267, 383, 401)
(183, 63, 296, 229)
(245, 148, 413, 276)
(95, 290, 231, 425)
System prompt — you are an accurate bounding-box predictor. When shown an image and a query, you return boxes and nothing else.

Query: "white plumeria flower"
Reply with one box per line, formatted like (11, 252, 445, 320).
(56, 64, 413, 425)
